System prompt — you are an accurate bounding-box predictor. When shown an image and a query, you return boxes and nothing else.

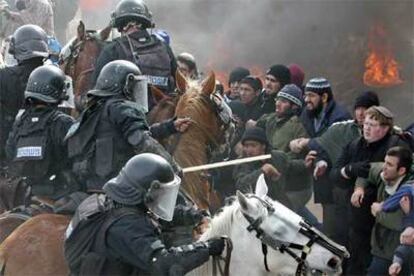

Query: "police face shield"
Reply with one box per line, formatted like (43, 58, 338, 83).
(125, 74, 148, 113)
(59, 76, 75, 109)
(145, 175, 181, 221)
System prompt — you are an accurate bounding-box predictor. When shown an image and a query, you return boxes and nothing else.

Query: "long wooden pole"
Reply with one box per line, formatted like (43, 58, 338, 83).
(182, 154, 271, 173)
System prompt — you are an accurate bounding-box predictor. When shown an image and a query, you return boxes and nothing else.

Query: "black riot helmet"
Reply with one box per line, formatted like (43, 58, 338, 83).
(9, 24, 49, 62)
(111, 0, 153, 31)
(88, 60, 149, 111)
(103, 153, 181, 221)
(25, 65, 69, 104)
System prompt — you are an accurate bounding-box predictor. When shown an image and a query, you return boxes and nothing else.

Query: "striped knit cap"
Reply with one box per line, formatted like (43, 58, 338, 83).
(277, 84, 303, 108)
(305, 77, 332, 97)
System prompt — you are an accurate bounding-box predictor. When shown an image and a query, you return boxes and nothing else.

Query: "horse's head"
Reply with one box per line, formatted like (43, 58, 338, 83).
(175, 70, 234, 152)
(236, 175, 350, 275)
(173, 71, 234, 209)
(59, 21, 111, 111)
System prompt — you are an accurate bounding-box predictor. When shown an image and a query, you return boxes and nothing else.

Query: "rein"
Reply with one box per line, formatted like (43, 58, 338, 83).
(62, 35, 100, 92)
(212, 238, 233, 276)
(242, 195, 348, 276)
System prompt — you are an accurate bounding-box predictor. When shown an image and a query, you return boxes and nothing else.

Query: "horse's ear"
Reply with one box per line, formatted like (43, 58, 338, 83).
(201, 71, 216, 96)
(77, 21, 86, 40)
(237, 190, 255, 214)
(98, 25, 112, 41)
(175, 69, 187, 94)
(150, 85, 167, 104)
(255, 174, 269, 199)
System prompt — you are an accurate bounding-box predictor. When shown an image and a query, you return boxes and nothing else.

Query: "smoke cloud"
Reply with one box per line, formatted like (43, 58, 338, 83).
(79, 0, 413, 126)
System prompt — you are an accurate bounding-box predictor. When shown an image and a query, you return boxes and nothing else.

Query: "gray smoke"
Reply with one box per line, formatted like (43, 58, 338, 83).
(78, 0, 414, 126)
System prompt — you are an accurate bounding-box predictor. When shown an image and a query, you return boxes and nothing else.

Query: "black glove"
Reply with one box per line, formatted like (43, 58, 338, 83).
(344, 161, 371, 178)
(206, 237, 225, 256)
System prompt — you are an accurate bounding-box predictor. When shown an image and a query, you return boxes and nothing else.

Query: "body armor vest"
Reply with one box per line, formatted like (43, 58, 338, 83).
(65, 194, 142, 276)
(67, 99, 134, 191)
(117, 35, 173, 90)
(9, 109, 68, 198)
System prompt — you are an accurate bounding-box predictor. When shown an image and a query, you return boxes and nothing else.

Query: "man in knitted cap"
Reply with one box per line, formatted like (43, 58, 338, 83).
(233, 126, 292, 208)
(260, 64, 291, 114)
(225, 66, 250, 102)
(251, 84, 313, 215)
(300, 77, 351, 138)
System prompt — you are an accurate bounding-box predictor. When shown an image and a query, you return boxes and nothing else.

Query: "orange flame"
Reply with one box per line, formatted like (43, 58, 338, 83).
(363, 24, 403, 87)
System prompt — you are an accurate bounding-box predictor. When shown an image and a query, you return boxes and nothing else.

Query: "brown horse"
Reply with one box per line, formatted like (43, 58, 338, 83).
(173, 71, 225, 210)
(60, 21, 111, 113)
(0, 214, 70, 276)
(0, 203, 53, 244)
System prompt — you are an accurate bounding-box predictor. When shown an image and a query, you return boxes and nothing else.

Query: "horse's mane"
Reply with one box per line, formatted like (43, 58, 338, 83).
(199, 197, 240, 241)
(175, 81, 220, 149)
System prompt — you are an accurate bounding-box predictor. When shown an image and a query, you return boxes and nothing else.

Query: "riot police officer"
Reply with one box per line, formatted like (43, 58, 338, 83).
(65, 153, 225, 276)
(66, 60, 188, 192)
(0, 24, 48, 169)
(92, 0, 177, 96)
(5, 65, 77, 201)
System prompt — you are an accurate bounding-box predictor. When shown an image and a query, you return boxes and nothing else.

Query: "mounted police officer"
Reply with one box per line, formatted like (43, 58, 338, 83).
(65, 153, 225, 276)
(92, 0, 177, 98)
(66, 59, 189, 192)
(5, 65, 77, 202)
(0, 24, 48, 170)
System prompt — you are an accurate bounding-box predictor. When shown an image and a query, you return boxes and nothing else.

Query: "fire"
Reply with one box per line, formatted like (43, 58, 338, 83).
(363, 24, 403, 87)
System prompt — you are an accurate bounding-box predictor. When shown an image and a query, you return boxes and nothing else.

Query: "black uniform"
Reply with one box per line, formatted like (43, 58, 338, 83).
(0, 59, 43, 167)
(65, 195, 214, 276)
(66, 96, 178, 191)
(92, 29, 177, 94)
(6, 106, 75, 200)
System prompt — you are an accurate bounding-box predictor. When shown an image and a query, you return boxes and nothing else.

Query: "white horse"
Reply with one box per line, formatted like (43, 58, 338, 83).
(190, 174, 349, 276)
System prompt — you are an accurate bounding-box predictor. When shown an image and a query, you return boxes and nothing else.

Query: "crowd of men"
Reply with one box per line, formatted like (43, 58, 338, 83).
(0, 0, 413, 275)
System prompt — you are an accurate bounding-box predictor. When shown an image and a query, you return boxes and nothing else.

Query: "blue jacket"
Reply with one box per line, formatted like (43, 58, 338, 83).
(301, 100, 351, 138)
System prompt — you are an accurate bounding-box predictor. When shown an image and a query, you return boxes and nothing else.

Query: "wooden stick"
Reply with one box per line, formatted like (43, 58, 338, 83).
(182, 154, 271, 173)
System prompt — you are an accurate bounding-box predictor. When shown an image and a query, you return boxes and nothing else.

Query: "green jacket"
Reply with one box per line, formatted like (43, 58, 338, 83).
(356, 163, 414, 260)
(257, 113, 308, 157)
(312, 119, 361, 165)
(257, 113, 312, 194)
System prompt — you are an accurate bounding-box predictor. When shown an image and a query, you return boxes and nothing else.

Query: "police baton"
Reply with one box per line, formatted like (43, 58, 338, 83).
(182, 154, 271, 174)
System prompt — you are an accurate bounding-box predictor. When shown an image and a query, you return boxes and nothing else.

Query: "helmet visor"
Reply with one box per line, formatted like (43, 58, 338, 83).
(126, 74, 148, 113)
(146, 175, 181, 221)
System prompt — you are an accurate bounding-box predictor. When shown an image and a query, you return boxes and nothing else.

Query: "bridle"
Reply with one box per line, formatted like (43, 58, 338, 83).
(242, 195, 349, 276)
(60, 32, 103, 94)
(167, 92, 233, 156)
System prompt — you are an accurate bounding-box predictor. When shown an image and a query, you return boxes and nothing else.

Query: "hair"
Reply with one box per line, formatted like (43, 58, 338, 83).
(386, 146, 413, 172)
(365, 106, 394, 129)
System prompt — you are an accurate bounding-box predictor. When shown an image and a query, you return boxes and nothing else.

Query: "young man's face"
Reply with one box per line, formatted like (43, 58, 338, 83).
(363, 116, 390, 143)
(354, 107, 367, 127)
(304, 91, 322, 112)
(382, 155, 405, 182)
(264, 74, 281, 96)
(239, 83, 258, 105)
(275, 98, 293, 117)
(242, 140, 266, 157)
